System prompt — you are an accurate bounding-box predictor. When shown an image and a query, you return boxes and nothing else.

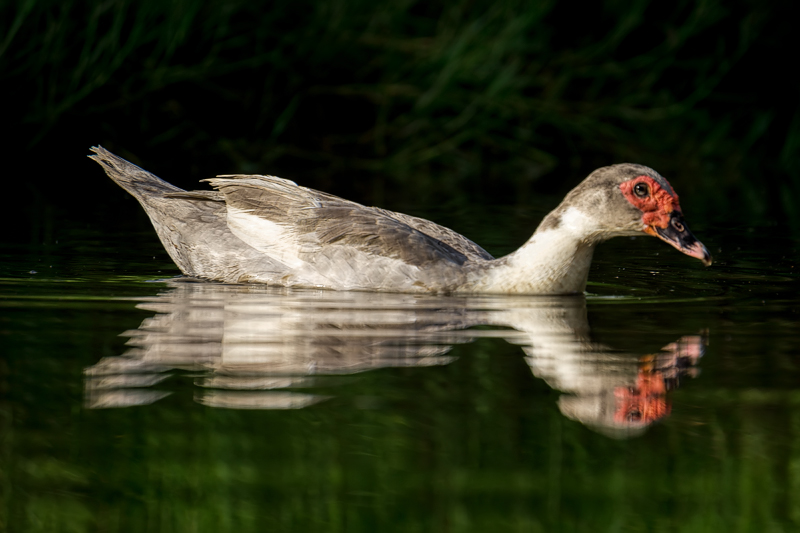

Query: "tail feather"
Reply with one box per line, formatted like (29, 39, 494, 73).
(89, 146, 184, 200)
(89, 146, 228, 277)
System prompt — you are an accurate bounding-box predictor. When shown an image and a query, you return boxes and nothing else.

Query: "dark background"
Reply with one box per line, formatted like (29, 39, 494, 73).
(4, 5, 800, 530)
(3, 0, 799, 233)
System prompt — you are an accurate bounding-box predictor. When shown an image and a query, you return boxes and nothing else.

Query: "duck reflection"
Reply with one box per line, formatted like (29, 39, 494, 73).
(85, 282, 705, 436)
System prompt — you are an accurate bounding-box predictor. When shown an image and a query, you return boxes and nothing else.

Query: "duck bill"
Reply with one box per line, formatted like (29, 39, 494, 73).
(644, 213, 712, 266)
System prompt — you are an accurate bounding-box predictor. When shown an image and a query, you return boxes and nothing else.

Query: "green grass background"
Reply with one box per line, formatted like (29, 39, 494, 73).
(3, 0, 798, 223)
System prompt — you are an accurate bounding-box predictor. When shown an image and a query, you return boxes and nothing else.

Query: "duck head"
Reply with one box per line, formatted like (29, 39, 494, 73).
(553, 164, 712, 266)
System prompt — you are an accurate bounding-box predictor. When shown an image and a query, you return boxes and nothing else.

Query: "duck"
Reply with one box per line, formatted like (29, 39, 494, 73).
(90, 146, 711, 294)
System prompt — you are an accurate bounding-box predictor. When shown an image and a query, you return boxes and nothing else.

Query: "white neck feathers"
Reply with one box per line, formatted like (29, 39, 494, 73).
(472, 207, 601, 294)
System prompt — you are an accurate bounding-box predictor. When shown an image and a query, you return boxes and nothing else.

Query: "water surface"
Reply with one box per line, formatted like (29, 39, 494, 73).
(2, 209, 799, 532)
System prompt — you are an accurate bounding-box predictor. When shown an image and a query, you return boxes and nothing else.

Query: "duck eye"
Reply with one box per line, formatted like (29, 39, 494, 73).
(627, 409, 642, 422)
(634, 183, 649, 197)
(671, 218, 685, 232)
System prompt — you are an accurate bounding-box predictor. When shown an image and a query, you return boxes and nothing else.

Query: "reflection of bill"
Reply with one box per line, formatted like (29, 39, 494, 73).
(85, 283, 705, 437)
(555, 334, 705, 438)
(614, 335, 705, 425)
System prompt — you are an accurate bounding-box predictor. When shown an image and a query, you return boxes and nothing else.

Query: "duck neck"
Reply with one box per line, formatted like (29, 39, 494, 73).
(479, 208, 602, 294)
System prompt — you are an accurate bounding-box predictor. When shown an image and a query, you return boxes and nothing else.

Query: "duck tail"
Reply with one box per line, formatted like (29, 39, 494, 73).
(89, 146, 184, 200)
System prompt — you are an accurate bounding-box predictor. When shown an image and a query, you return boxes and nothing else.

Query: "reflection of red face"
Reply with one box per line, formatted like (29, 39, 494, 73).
(614, 372, 671, 425)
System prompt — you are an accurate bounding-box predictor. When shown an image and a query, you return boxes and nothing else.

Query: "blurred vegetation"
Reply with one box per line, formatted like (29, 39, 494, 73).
(2, 0, 798, 219)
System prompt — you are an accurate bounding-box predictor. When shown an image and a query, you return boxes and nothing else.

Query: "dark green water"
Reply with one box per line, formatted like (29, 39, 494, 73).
(2, 206, 799, 532)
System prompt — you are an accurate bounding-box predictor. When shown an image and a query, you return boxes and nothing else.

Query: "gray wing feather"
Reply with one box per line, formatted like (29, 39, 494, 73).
(206, 175, 493, 267)
(372, 208, 493, 261)
(164, 190, 224, 202)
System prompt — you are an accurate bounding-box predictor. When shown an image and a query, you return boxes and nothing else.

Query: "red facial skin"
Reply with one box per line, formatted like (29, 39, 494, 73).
(619, 175, 681, 232)
(620, 174, 712, 266)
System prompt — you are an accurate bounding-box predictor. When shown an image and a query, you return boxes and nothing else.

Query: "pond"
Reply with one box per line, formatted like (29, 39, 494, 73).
(2, 197, 799, 532)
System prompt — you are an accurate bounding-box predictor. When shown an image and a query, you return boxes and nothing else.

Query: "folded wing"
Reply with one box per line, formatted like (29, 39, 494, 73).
(205, 175, 494, 273)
